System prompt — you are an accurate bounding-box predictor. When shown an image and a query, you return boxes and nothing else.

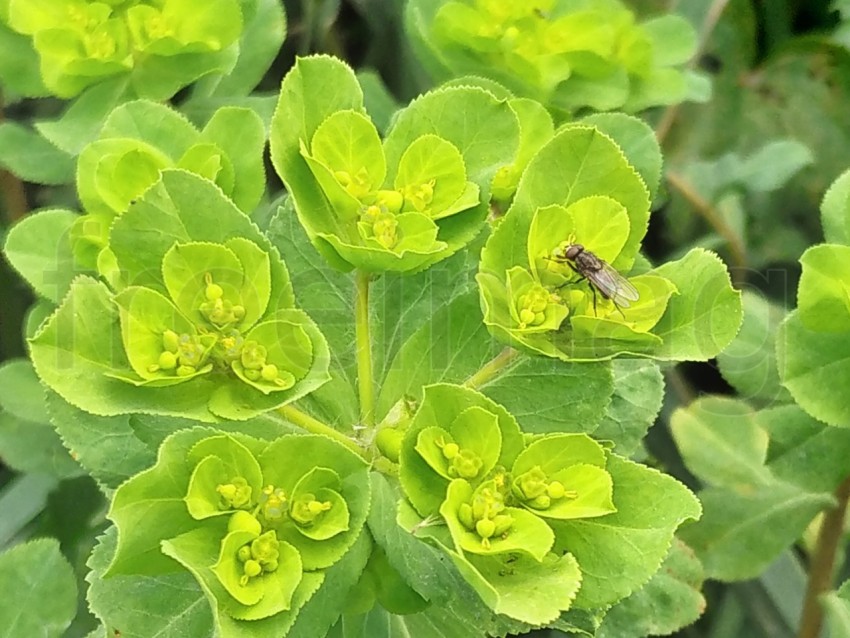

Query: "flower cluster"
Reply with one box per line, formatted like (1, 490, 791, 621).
(72, 100, 264, 269)
(3, 0, 244, 97)
(411, 0, 699, 113)
(108, 431, 370, 623)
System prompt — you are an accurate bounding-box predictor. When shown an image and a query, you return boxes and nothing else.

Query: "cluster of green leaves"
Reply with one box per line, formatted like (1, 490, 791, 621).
(0, 1, 757, 630)
(478, 123, 741, 361)
(102, 429, 370, 633)
(666, 168, 850, 599)
(0, 0, 247, 99)
(405, 0, 709, 114)
(8, 164, 330, 422)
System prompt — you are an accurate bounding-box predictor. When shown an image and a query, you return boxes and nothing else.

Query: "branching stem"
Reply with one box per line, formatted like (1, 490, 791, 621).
(655, 0, 732, 144)
(277, 405, 365, 458)
(798, 475, 850, 638)
(464, 347, 520, 390)
(355, 270, 375, 427)
(666, 170, 747, 287)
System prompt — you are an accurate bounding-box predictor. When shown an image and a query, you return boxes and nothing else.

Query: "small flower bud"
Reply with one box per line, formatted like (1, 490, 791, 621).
(162, 330, 180, 353)
(176, 365, 196, 377)
(458, 503, 475, 530)
(158, 351, 177, 370)
(243, 559, 262, 578)
(237, 546, 252, 563)
(205, 282, 224, 301)
(476, 518, 496, 540)
(546, 481, 566, 500)
(261, 364, 278, 381)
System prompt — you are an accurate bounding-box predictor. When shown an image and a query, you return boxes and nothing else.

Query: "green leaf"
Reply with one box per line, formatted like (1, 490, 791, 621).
(760, 404, 850, 494)
(30, 277, 216, 421)
(824, 580, 850, 638)
(777, 309, 850, 428)
(46, 390, 156, 489)
(196, 0, 286, 98)
(593, 359, 663, 456)
(356, 70, 401, 136)
(394, 134, 469, 218)
(107, 428, 225, 576)
(455, 551, 582, 625)
(641, 15, 697, 66)
(185, 435, 265, 520)
(99, 100, 199, 162)
(87, 527, 214, 638)
(649, 248, 743, 360)
(0, 360, 81, 479)
(270, 55, 365, 271)
(484, 125, 648, 275)
(797, 244, 850, 332)
(0, 22, 48, 97)
(197, 107, 267, 213)
(552, 455, 701, 609)
(480, 356, 615, 436)
(670, 396, 773, 488)
(716, 291, 792, 404)
(738, 139, 814, 192)
(35, 77, 130, 155)
(309, 109, 386, 197)
(264, 202, 359, 429)
(161, 522, 324, 633)
(680, 482, 834, 581)
(578, 113, 663, 203)
(399, 383, 524, 517)
(0, 122, 74, 184)
(285, 530, 372, 638)
(0, 538, 77, 638)
(258, 434, 370, 570)
(367, 473, 531, 637)
(596, 539, 705, 638)
(441, 479, 554, 560)
(822, 168, 850, 246)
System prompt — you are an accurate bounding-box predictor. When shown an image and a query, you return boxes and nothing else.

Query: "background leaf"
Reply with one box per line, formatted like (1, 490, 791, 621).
(0, 538, 77, 638)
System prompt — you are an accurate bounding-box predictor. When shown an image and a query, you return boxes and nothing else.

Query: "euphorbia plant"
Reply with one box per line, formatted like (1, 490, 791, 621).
(3, 50, 743, 637)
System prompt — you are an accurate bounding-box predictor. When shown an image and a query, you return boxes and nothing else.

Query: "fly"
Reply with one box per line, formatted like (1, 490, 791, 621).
(549, 243, 639, 318)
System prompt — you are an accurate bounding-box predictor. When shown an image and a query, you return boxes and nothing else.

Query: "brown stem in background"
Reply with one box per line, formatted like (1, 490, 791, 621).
(0, 91, 28, 224)
(666, 170, 747, 288)
(656, 0, 732, 145)
(798, 476, 850, 638)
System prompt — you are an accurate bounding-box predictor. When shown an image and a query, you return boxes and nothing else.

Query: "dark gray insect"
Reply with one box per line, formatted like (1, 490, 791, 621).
(551, 243, 640, 317)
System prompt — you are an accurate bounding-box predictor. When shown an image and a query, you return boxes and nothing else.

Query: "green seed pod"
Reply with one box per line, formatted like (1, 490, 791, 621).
(519, 308, 536, 326)
(529, 494, 551, 510)
(237, 546, 252, 563)
(442, 442, 460, 460)
(243, 559, 262, 578)
(476, 518, 496, 539)
(458, 503, 475, 530)
(261, 363, 278, 381)
(227, 510, 262, 536)
(375, 427, 402, 462)
(205, 282, 224, 301)
(162, 329, 180, 352)
(158, 351, 177, 370)
(492, 513, 514, 536)
(547, 481, 566, 500)
(176, 364, 196, 377)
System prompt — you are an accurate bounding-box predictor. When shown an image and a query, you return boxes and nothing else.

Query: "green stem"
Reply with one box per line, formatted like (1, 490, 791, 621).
(797, 475, 850, 638)
(464, 347, 520, 390)
(277, 405, 365, 458)
(355, 270, 375, 427)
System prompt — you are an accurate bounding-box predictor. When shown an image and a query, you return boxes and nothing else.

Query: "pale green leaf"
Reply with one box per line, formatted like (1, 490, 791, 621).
(777, 309, 850, 428)
(593, 359, 663, 456)
(596, 539, 705, 638)
(822, 168, 850, 246)
(716, 291, 792, 404)
(0, 122, 74, 184)
(552, 456, 701, 609)
(681, 482, 834, 581)
(670, 396, 773, 488)
(760, 404, 850, 494)
(0, 538, 77, 638)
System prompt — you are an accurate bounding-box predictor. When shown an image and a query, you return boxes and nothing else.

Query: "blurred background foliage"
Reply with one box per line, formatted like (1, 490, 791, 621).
(2, 1, 850, 637)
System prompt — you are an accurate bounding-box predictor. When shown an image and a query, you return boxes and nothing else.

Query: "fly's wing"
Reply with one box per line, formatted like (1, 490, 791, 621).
(587, 262, 640, 307)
